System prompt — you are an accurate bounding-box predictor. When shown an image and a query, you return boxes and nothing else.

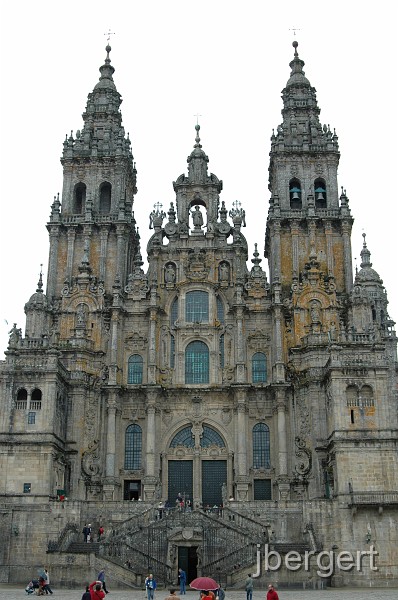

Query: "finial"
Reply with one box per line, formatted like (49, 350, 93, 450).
(292, 40, 299, 56)
(36, 265, 43, 292)
(194, 113, 202, 126)
(194, 122, 201, 147)
(362, 232, 367, 247)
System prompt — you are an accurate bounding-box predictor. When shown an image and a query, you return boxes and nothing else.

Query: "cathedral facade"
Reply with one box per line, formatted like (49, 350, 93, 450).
(0, 42, 397, 587)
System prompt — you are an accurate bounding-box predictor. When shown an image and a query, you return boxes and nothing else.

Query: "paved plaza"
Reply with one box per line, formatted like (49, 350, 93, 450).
(2, 585, 398, 600)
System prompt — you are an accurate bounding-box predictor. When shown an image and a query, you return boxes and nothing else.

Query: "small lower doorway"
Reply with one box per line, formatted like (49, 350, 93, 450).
(178, 546, 197, 586)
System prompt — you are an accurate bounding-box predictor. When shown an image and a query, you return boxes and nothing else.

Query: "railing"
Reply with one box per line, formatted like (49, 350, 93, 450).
(202, 541, 257, 575)
(47, 522, 80, 552)
(348, 491, 398, 506)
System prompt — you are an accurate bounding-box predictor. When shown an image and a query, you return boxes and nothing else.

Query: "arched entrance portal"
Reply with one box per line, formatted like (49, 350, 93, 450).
(166, 424, 229, 508)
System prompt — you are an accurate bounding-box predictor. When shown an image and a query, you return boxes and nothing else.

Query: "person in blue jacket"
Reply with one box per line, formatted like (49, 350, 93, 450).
(178, 568, 186, 595)
(145, 573, 157, 600)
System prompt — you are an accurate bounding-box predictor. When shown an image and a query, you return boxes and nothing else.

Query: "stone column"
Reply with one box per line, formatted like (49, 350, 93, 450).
(342, 220, 353, 292)
(272, 280, 285, 382)
(105, 397, 117, 478)
(99, 228, 110, 282)
(144, 391, 158, 500)
(291, 220, 300, 277)
(325, 221, 335, 277)
(275, 388, 290, 500)
(235, 391, 249, 500)
(270, 221, 281, 286)
(235, 285, 246, 383)
(47, 226, 60, 299)
(148, 292, 157, 384)
(66, 228, 76, 282)
(116, 225, 127, 282)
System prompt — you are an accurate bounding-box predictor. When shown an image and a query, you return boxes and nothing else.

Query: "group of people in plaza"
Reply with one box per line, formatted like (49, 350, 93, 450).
(25, 568, 53, 595)
(246, 574, 279, 600)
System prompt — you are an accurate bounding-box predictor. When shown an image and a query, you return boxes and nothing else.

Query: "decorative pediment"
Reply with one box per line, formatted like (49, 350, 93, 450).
(125, 332, 147, 350)
(247, 330, 271, 350)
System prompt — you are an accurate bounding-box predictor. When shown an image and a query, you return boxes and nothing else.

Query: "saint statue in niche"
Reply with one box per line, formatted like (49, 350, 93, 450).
(219, 262, 230, 283)
(191, 205, 204, 229)
(165, 263, 176, 284)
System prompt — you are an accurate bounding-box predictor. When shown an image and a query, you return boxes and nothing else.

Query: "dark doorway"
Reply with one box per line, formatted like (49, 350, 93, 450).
(202, 460, 227, 507)
(178, 546, 197, 586)
(124, 479, 141, 500)
(168, 460, 193, 505)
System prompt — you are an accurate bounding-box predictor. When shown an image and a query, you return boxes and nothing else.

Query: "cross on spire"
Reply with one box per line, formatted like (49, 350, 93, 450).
(104, 29, 115, 43)
(194, 113, 202, 125)
(289, 26, 301, 37)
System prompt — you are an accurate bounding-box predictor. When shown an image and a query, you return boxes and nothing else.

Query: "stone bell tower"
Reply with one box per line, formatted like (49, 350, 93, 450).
(265, 41, 353, 355)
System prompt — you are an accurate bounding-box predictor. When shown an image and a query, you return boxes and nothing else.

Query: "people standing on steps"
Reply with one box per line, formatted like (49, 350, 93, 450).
(145, 573, 157, 600)
(245, 573, 253, 600)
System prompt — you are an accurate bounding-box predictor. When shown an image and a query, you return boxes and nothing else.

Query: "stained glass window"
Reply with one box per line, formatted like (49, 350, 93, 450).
(128, 354, 143, 384)
(125, 424, 142, 469)
(170, 426, 195, 448)
(200, 425, 225, 447)
(253, 423, 270, 468)
(170, 297, 178, 327)
(217, 296, 224, 323)
(252, 352, 267, 383)
(185, 341, 209, 384)
(186, 291, 209, 323)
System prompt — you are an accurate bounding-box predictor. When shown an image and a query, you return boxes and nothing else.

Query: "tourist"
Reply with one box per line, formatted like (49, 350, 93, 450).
(97, 569, 109, 594)
(245, 574, 253, 600)
(266, 584, 279, 600)
(145, 573, 157, 600)
(178, 568, 186, 595)
(164, 589, 180, 600)
(89, 580, 105, 600)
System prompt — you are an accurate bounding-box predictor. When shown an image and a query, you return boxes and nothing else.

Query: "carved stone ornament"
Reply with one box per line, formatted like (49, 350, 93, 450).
(294, 436, 312, 478)
(81, 439, 102, 480)
(184, 248, 210, 281)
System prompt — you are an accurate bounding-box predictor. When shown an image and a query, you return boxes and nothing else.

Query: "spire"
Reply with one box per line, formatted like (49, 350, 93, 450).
(61, 44, 135, 163)
(187, 124, 210, 183)
(360, 232, 372, 268)
(271, 41, 339, 152)
(36, 265, 44, 293)
(94, 44, 116, 91)
(356, 233, 382, 283)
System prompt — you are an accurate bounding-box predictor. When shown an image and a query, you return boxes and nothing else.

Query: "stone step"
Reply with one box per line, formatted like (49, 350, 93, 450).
(68, 542, 100, 553)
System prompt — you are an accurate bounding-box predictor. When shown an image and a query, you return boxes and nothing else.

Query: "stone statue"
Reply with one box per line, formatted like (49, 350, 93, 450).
(310, 300, 321, 324)
(165, 264, 176, 284)
(191, 205, 204, 229)
(76, 304, 87, 327)
(8, 323, 21, 348)
(219, 262, 230, 283)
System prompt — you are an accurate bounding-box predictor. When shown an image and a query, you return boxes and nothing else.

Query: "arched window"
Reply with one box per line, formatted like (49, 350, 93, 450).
(99, 182, 112, 213)
(74, 182, 86, 214)
(16, 388, 27, 410)
(170, 297, 178, 328)
(128, 354, 143, 384)
(200, 425, 225, 448)
(346, 385, 359, 407)
(186, 291, 209, 323)
(124, 424, 142, 469)
(31, 388, 42, 410)
(170, 426, 195, 448)
(289, 178, 302, 209)
(253, 423, 270, 468)
(360, 385, 374, 407)
(217, 296, 224, 324)
(252, 352, 267, 383)
(314, 178, 327, 208)
(185, 341, 209, 384)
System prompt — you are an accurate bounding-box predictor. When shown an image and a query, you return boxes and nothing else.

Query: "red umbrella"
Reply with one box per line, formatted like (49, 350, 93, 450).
(190, 577, 219, 591)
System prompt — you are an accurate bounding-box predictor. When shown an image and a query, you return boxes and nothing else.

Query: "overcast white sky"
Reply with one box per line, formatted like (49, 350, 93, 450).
(0, 1, 397, 358)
